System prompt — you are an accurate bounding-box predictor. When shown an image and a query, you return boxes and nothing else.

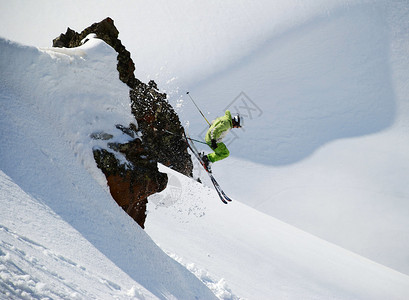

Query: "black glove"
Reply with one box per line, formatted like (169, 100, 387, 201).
(211, 139, 218, 149)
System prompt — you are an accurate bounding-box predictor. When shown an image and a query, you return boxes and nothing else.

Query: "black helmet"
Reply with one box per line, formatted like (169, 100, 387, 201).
(232, 114, 241, 128)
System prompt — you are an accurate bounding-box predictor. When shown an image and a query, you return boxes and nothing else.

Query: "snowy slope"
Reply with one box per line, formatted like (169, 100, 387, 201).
(0, 170, 156, 300)
(181, 0, 409, 276)
(0, 0, 360, 88)
(0, 37, 216, 299)
(1, 0, 409, 299)
(146, 165, 409, 299)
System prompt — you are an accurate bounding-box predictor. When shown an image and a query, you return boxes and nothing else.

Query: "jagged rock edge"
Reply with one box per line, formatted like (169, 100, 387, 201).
(53, 17, 193, 228)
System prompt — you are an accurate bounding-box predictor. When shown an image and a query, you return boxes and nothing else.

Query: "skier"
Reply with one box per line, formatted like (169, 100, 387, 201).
(201, 110, 241, 170)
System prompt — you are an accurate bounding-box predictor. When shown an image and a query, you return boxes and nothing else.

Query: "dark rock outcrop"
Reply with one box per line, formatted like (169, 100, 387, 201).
(130, 83, 193, 176)
(93, 127, 167, 228)
(54, 18, 192, 228)
(53, 17, 139, 89)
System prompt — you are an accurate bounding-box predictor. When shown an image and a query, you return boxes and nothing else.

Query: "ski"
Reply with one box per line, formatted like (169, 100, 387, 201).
(183, 130, 232, 204)
(210, 175, 228, 204)
(210, 175, 232, 202)
(209, 174, 232, 204)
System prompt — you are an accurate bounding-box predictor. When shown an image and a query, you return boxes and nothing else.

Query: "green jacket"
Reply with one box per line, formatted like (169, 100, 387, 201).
(205, 110, 233, 144)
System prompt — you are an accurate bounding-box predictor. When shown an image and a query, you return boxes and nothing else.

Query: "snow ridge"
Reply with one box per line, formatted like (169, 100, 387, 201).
(0, 37, 216, 299)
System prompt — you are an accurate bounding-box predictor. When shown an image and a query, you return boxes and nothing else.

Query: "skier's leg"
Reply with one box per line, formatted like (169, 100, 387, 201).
(207, 142, 229, 162)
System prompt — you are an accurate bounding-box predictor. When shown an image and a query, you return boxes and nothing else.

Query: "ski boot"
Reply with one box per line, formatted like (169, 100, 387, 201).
(200, 153, 212, 172)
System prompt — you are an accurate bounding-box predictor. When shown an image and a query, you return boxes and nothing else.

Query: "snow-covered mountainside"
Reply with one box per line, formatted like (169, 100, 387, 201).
(182, 0, 409, 277)
(1, 0, 409, 299)
(146, 165, 409, 299)
(0, 37, 216, 299)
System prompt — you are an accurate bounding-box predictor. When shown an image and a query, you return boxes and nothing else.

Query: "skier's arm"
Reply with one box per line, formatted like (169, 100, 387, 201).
(211, 120, 230, 140)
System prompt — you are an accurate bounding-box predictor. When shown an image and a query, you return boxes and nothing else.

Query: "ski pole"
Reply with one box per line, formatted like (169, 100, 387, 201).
(186, 137, 208, 145)
(184, 136, 207, 145)
(186, 92, 211, 127)
(160, 128, 208, 145)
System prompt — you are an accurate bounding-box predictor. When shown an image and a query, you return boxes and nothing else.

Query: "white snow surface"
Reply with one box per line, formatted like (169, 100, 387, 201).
(0, 36, 217, 299)
(1, 0, 409, 299)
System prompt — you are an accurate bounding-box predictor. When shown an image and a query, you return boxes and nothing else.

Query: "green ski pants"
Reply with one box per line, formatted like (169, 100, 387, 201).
(207, 142, 230, 163)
